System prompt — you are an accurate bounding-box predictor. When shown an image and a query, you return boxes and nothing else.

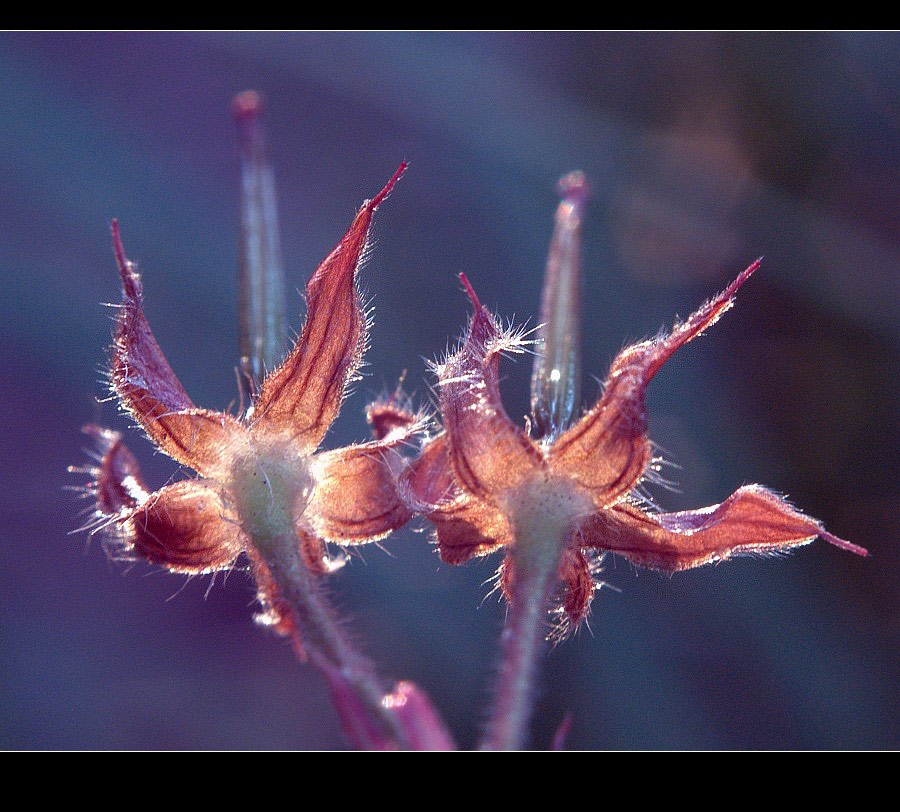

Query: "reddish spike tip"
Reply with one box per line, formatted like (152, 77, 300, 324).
(458, 272, 481, 310)
(557, 170, 592, 206)
(724, 257, 763, 300)
(111, 219, 126, 272)
(231, 90, 264, 122)
(370, 162, 408, 209)
(822, 530, 869, 557)
(111, 219, 140, 298)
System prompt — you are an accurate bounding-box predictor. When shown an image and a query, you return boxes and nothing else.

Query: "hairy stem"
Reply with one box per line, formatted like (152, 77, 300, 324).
(482, 518, 568, 750)
(257, 534, 411, 749)
(483, 171, 591, 750)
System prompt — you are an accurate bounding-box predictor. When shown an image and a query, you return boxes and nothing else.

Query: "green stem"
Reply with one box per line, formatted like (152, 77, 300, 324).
(482, 495, 570, 750)
(257, 533, 410, 749)
(483, 171, 592, 750)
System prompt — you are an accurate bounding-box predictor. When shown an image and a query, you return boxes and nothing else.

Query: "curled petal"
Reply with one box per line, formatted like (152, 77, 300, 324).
(559, 548, 594, 625)
(307, 418, 421, 544)
(437, 274, 544, 501)
(500, 547, 594, 628)
(253, 165, 407, 450)
(111, 222, 249, 474)
(578, 484, 867, 572)
(550, 260, 761, 506)
(367, 402, 418, 442)
(366, 383, 420, 442)
(131, 409, 247, 478)
(119, 480, 245, 573)
(83, 425, 150, 516)
(403, 433, 511, 565)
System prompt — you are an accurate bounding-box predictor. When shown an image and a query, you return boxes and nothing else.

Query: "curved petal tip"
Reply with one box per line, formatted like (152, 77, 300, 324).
(371, 162, 408, 209)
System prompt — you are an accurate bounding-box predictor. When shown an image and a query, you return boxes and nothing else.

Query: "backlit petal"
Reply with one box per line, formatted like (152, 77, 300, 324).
(83, 425, 150, 516)
(366, 384, 420, 442)
(120, 480, 245, 573)
(110, 222, 249, 475)
(436, 274, 544, 501)
(403, 433, 511, 564)
(307, 418, 420, 544)
(551, 260, 760, 506)
(499, 546, 593, 627)
(559, 548, 594, 624)
(578, 484, 867, 572)
(252, 165, 406, 450)
(402, 433, 458, 510)
(430, 497, 512, 565)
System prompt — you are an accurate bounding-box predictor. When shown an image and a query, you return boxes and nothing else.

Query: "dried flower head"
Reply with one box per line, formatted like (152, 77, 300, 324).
(407, 197, 867, 635)
(81, 165, 419, 634)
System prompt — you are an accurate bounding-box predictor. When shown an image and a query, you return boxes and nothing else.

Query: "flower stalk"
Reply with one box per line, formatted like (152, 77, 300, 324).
(82, 94, 454, 750)
(229, 94, 447, 748)
(252, 532, 413, 749)
(482, 486, 573, 750)
(482, 173, 590, 749)
(77, 94, 868, 751)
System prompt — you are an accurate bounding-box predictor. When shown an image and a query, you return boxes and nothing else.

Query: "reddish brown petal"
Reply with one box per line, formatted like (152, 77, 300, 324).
(295, 526, 334, 575)
(500, 547, 594, 627)
(578, 484, 867, 572)
(83, 426, 150, 515)
(436, 274, 544, 501)
(366, 385, 420, 442)
(559, 548, 594, 624)
(120, 480, 245, 573)
(307, 427, 418, 544)
(110, 222, 248, 474)
(551, 260, 761, 506)
(430, 497, 512, 565)
(367, 403, 418, 441)
(245, 552, 297, 639)
(402, 433, 459, 510)
(252, 165, 407, 450)
(403, 433, 513, 565)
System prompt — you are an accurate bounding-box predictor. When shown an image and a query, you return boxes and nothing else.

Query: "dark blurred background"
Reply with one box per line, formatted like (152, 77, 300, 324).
(1, 32, 896, 750)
